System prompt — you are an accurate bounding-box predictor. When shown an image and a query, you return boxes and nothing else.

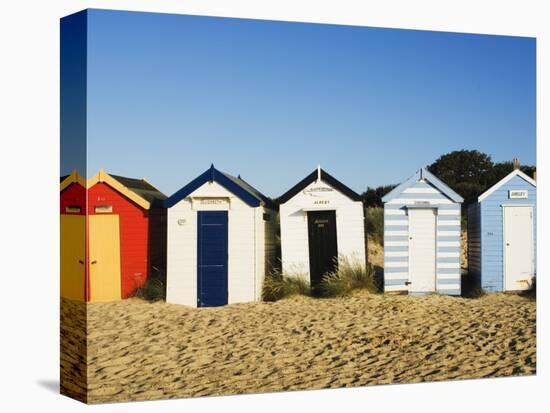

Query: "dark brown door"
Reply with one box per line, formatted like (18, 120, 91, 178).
(307, 210, 338, 293)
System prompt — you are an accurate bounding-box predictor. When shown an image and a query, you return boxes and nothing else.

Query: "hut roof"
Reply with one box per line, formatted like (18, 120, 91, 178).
(60, 170, 86, 191)
(88, 169, 166, 210)
(382, 168, 463, 203)
(276, 166, 362, 204)
(477, 169, 536, 203)
(110, 174, 167, 204)
(164, 164, 275, 209)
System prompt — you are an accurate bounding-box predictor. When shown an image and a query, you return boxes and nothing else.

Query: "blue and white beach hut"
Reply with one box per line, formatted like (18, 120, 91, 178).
(468, 167, 536, 292)
(382, 168, 464, 295)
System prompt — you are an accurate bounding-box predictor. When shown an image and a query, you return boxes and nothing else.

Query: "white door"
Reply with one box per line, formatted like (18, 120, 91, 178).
(408, 209, 436, 293)
(504, 206, 534, 291)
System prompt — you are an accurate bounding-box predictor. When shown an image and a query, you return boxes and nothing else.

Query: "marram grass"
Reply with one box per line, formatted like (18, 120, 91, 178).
(319, 256, 379, 297)
(263, 256, 379, 302)
(132, 277, 166, 302)
(262, 271, 311, 302)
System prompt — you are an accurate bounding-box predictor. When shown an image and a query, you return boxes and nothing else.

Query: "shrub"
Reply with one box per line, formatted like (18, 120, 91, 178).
(132, 277, 165, 301)
(318, 256, 379, 297)
(366, 207, 384, 245)
(262, 270, 311, 302)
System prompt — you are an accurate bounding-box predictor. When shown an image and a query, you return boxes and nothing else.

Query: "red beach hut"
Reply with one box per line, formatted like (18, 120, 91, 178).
(86, 169, 166, 302)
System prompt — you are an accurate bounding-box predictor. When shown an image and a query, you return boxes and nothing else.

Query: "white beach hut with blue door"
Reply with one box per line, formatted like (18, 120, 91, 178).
(468, 166, 536, 291)
(382, 168, 464, 295)
(277, 167, 366, 293)
(164, 165, 278, 307)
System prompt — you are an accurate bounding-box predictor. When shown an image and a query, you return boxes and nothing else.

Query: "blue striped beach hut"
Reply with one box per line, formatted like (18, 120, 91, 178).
(382, 168, 464, 295)
(467, 168, 536, 292)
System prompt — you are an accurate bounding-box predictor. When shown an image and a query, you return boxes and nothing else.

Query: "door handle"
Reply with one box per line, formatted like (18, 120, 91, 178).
(91, 260, 97, 265)
(405, 281, 412, 285)
(78, 260, 84, 264)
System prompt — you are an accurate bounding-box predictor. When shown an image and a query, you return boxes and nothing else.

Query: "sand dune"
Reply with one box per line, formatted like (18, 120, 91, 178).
(61, 292, 535, 403)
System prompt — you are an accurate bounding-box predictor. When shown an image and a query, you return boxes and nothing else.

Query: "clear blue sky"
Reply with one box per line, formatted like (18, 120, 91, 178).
(85, 9, 536, 197)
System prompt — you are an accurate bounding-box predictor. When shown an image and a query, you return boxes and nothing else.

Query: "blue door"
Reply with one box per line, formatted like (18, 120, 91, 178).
(197, 211, 228, 307)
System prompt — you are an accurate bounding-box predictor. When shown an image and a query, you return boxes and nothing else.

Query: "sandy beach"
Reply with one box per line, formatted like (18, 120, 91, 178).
(61, 291, 535, 403)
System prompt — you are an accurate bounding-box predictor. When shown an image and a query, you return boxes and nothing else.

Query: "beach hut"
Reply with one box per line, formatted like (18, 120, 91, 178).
(468, 167, 536, 291)
(382, 168, 464, 295)
(87, 170, 167, 302)
(60, 171, 86, 301)
(60, 170, 86, 214)
(277, 167, 366, 293)
(164, 165, 278, 307)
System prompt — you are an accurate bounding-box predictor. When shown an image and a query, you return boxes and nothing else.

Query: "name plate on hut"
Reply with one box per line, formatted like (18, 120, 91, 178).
(190, 197, 230, 210)
(509, 190, 528, 199)
(200, 198, 227, 205)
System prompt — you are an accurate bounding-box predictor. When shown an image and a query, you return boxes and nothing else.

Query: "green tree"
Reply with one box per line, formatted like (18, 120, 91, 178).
(489, 161, 515, 184)
(520, 165, 536, 179)
(362, 184, 397, 208)
(428, 151, 536, 206)
(428, 150, 494, 205)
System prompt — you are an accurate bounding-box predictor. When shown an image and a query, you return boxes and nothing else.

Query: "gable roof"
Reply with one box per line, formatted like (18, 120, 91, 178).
(382, 168, 464, 203)
(164, 164, 275, 209)
(60, 170, 86, 192)
(110, 174, 167, 204)
(478, 169, 536, 202)
(88, 169, 166, 210)
(276, 167, 362, 204)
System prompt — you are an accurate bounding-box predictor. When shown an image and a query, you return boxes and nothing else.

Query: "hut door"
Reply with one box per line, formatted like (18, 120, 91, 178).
(89, 215, 122, 302)
(504, 206, 534, 291)
(408, 209, 436, 293)
(307, 210, 338, 293)
(60, 215, 86, 301)
(197, 211, 228, 307)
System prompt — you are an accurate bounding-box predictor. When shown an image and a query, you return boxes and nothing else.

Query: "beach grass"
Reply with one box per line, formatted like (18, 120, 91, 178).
(319, 256, 379, 297)
(262, 270, 311, 301)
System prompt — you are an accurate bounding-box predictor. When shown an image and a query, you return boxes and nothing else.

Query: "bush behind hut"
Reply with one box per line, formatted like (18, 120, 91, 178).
(366, 207, 384, 245)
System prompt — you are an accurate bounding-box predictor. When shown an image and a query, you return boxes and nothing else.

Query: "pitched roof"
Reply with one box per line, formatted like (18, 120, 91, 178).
(88, 169, 166, 210)
(276, 167, 362, 204)
(382, 167, 464, 203)
(164, 164, 275, 209)
(220, 172, 276, 209)
(478, 169, 536, 202)
(110, 174, 167, 204)
(60, 170, 86, 192)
